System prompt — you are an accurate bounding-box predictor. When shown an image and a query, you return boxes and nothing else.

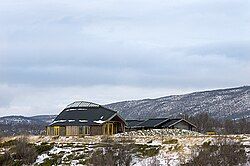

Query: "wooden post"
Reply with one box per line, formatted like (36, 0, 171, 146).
(111, 123, 113, 135)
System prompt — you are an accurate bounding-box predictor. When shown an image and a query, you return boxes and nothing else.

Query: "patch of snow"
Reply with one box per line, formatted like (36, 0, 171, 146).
(49, 146, 72, 154)
(79, 120, 88, 123)
(94, 120, 105, 124)
(51, 120, 66, 124)
(68, 120, 75, 122)
(71, 160, 81, 166)
(147, 140, 162, 146)
(35, 154, 50, 164)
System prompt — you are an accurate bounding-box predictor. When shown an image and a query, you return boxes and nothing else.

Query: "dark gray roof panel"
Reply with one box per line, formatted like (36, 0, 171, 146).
(136, 118, 168, 128)
(160, 119, 182, 128)
(126, 120, 144, 127)
(161, 119, 197, 128)
(50, 101, 119, 126)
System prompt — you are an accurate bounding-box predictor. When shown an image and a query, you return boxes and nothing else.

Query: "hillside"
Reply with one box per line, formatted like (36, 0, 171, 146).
(106, 86, 250, 120)
(0, 115, 56, 136)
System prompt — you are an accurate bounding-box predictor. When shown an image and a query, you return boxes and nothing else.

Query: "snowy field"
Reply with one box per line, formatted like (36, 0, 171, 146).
(1, 129, 250, 166)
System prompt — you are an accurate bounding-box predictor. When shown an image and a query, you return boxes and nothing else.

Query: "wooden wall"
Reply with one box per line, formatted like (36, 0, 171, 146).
(66, 126, 79, 136)
(172, 121, 193, 130)
(90, 125, 103, 135)
(47, 123, 124, 136)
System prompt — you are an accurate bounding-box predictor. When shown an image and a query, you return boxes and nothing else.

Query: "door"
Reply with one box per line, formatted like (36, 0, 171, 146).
(103, 123, 114, 135)
(54, 126, 60, 136)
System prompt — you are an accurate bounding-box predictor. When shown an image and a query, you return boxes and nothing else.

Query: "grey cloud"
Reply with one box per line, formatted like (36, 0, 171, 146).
(185, 42, 250, 60)
(0, 0, 250, 116)
(0, 44, 249, 88)
(0, 1, 250, 87)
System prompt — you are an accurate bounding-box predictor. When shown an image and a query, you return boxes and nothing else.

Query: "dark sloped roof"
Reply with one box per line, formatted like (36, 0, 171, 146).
(125, 120, 144, 128)
(136, 118, 169, 128)
(161, 119, 197, 128)
(132, 118, 196, 128)
(160, 119, 182, 128)
(50, 101, 124, 126)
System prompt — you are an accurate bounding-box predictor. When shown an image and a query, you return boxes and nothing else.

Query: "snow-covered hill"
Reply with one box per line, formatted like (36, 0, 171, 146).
(106, 86, 250, 120)
(0, 116, 43, 125)
(0, 115, 56, 125)
(0, 115, 56, 136)
(31, 115, 57, 124)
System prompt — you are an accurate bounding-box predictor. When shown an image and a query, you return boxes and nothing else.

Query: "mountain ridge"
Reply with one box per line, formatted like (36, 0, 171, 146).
(105, 86, 250, 120)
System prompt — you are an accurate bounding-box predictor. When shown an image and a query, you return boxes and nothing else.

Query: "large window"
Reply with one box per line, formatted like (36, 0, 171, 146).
(103, 123, 114, 135)
(54, 126, 60, 136)
(79, 126, 90, 135)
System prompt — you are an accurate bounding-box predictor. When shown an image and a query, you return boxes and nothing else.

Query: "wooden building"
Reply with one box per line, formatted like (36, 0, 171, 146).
(47, 101, 126, 136)
(126, 118, 196, 131)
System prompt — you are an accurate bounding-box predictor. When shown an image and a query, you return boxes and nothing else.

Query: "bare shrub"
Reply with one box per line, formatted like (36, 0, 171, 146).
(13, 137, 38, 164)
(35, 142, 54, 155)
(119, 136, 135, 144)
(183, 139, 248, 166)
(0, 137, 38, 165)
(163, 138, 178, 144)
(88, 143, 132, 166)
(101, 135, 114, 143)
(0, 151, 13, 166)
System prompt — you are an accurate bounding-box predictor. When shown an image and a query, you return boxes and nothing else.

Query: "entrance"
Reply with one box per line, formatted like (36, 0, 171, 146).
(54, 126, 60, 136)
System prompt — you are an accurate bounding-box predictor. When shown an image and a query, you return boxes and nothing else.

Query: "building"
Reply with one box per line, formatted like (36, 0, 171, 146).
(125, 119, 144, 131)
(47, 101, 126, 136)
(126, 118, 196, 131)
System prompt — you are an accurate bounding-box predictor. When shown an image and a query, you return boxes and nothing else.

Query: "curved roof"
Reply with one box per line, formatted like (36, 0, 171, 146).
(50, 101, 123, 126)
(65, 101, 100, 109)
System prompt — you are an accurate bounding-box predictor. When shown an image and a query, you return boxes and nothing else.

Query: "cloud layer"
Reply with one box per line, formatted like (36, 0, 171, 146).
(0, 0, 249, 116)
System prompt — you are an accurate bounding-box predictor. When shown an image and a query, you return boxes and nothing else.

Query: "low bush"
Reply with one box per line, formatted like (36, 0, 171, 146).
(202, 140, 211, 147)
(133, 144, 160, 157)
(163, 138, 178, 144)
(0, 137, 38, 166)
(35, 142, 54, 155)
(183, 139, 248, 166)
(12, 137, 38, 165)
(88, 143, 132, 166)
(0, 139, 18, 148)
(101, 135, 114, 143)
(41, 157, 58, 166)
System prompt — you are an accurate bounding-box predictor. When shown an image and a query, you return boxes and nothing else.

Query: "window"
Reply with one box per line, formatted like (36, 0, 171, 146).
(54, 126, 60, 136)
(85, 126, 90, 135)
(103, 123, 113, 135)
(47, 127, 50, 135)
(79, 126, 90, 135)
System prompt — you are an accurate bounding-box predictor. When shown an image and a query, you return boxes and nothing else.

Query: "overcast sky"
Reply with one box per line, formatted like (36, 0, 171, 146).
(0, 0, 250, 116)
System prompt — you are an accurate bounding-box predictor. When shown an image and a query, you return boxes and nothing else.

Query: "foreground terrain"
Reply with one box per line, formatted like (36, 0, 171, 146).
(0, 129, 249, 166)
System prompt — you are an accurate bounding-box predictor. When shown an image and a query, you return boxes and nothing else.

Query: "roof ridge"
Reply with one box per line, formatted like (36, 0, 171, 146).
(147, 117, 168, 120)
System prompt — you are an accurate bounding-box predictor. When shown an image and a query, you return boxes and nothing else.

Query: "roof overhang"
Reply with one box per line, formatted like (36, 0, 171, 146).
(168, 119, 197, 128)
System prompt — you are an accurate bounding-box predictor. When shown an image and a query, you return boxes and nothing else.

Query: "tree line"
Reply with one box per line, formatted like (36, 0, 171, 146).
(182, 112, 250, 134)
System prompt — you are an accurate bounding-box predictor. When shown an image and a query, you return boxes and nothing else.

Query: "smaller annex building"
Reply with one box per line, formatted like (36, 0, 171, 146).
(126, 118, 196, 131)
(47, 101, 126, 136)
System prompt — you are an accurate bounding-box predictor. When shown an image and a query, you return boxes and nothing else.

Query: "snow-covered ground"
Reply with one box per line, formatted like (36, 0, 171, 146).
(1, 130, 250, 166)
(242, 136, 250, 166)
